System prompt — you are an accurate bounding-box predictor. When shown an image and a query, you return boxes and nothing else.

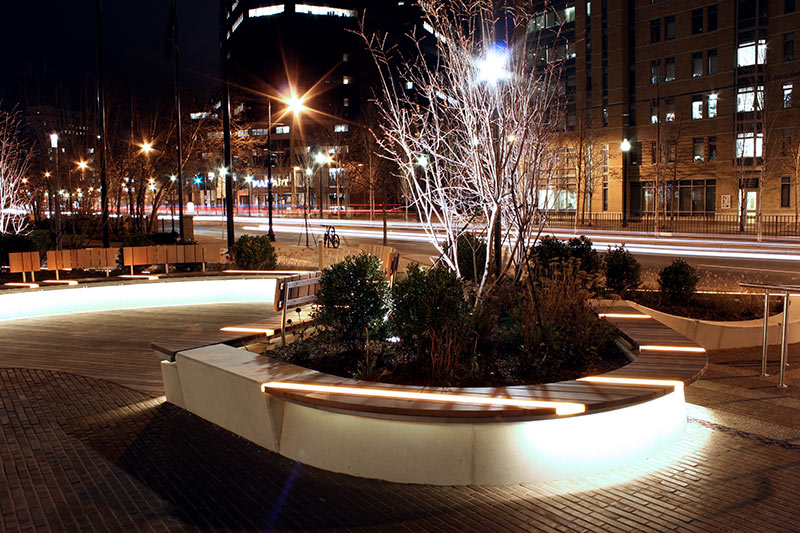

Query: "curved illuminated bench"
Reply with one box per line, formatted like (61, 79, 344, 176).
(161, 304, 707, 485)
(0, 276, 278, 322)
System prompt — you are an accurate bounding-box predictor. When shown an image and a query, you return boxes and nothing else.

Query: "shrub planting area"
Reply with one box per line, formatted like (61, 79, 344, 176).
(271, 237, 631, 388)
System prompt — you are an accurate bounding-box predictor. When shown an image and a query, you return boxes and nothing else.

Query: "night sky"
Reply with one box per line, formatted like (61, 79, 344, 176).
(0, 1, 219, 110)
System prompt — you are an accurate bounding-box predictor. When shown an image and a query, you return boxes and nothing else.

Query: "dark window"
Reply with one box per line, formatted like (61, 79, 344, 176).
(665, 57, 676, 80)
(667, 141, 676, 162)
(651, 60, 660, 83)
(781, 177, 791, 207)
(692, 8, 704, 34)
(707, 4, 718, 31)
(693, 138, 704, 161)
(631, 142, 642, 166)
(709, 136, 718, 160)
(782, 129, 793, 156)
(651, 19, 661, 43)
(651, 141, 658, 164)
(785, 33, 795, 61)
(692, 52, 703, 77)
(665, 15, 675, 40)
(707, 49, 718, 74)
(787, 0, 796, 14)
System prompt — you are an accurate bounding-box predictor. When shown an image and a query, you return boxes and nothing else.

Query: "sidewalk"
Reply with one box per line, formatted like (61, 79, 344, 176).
(1, 305, 799, 532)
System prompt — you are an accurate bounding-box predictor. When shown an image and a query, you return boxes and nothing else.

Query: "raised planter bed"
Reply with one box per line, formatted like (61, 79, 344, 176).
(160, 303, 707, 485)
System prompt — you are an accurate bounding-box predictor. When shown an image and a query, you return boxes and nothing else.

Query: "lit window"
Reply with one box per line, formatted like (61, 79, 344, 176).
(334, 124, 349, 133)
(343, 76, 352, 85)
(249, 5, 285, 17)
(232, 13, 243, 33)
(692, 52, 703, 77)
(295, 3, 356, 17)
(708, 93, 718, 117)
(665, 98, 676, 122)
(343, 98, 350, 107)
(650, 101, 659, 124)
(737, 39, 767, 67)
(665, 57, 675, 81)
(651, 60, 660, 84)
(405, 81, 413, 90)
(343, 53, 349, 62)
(275, 125, 289, 134)
(736, 132, 763, 157)
(737, 86, 764, 112)
(693, 138, 704, 161)
(784, 82, 793, 108)
(564, 6, 575, 22)
(692, 96, 703, 119)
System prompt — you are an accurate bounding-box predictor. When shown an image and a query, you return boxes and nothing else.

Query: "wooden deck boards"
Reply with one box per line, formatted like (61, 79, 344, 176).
(0, 303, 274, 395)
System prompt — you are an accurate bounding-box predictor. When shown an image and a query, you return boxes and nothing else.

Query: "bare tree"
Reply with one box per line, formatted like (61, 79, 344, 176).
(0, 108, 32, 234)
(361, 0, 564, 300)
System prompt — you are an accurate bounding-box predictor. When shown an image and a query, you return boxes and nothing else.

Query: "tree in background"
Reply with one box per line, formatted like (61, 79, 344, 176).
(0, 108, 32, 235)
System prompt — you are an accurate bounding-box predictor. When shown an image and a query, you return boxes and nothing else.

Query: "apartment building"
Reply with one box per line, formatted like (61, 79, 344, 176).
(538, 0, 800, 220)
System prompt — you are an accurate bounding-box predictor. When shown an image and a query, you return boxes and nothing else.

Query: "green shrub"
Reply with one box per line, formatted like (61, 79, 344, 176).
(392, 263, 470, 376)
(228, 234, 277, 270)
(604, 246, 641, 296)
(658, 259, 699, 304)
(314, 252, 390, 350)
(0, 233, 38, 266)
(530, 235, 599, 279)
(456, 233, 487, 284)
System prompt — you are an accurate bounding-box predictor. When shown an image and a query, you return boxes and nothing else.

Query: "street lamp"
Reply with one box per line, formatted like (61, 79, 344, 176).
(49, 133, 62, 250)
(620, 138, 631, 227)
(76, 161, 89, 211)
(266, 100, 276, 240)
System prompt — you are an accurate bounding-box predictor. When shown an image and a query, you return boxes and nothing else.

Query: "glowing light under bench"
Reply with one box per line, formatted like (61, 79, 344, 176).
(42, 280, 79, 286)
(4, 282, 39, 289)
(262, 381, 586, 415)
(0, 277, 277, 322)
(639, 345, 706, 353)
(598, 313, 652, 319)
(220, 326, 275, 335)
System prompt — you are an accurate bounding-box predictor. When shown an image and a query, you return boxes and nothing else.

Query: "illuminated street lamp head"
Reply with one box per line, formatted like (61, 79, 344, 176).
(284, 92, 306, 115)
(305, 168, 313, 176)
(244, 175, 253, 183)
(44, 171, 51, 178)
(219, 166, 228, 177)
(620, 138, 632, 152)
(314, 152, 328, 164)
(77, 160, 88, 170)
(21, 178, 28, 184)
(50, 133, 58, 148)
(475, 45, 510, 86)
(416, 154, 429, 167)
(140, 141, 153, 154)
(170, 175, 177, 182)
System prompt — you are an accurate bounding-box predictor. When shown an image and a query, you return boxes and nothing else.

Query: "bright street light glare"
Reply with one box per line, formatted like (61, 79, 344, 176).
(284, 92, 307, 114)
(475, 46, 510, 85)
(416, 154, 429, 167)
(77, 161, 88, 170)
(141, 142, 153, 154)
(620, 138, 632, 152)
(170, 175, 177, 181)
(314, 152, 328, 164)
(219, 166, 228, 177)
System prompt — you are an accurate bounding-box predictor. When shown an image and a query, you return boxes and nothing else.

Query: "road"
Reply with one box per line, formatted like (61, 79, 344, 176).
(191, 215, 800, 289)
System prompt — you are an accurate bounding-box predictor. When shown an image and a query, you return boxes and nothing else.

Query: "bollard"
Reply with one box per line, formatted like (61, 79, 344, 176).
(760, 289, 770, 377)
(778, 292, 790, 389)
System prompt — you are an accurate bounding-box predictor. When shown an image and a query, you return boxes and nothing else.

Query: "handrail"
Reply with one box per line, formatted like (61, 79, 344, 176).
(739, 282, 792, 388)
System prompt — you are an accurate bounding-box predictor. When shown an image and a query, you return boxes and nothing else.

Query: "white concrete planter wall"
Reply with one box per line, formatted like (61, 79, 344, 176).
(0, 277, 277, 321)
(619, 297, 800, 350)
(162, 343, 688, 486)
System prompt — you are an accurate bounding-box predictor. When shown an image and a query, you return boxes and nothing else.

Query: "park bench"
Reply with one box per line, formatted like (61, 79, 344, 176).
(7, 251, 40, 282)
(46, 247, 117, 279)
(122, 243, 226, 275)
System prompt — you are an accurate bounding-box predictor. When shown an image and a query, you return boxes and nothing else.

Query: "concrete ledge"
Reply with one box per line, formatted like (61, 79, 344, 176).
(614, 297, 799, 350)
(163, 339, 690, 485)
(0, 276, 278, 321)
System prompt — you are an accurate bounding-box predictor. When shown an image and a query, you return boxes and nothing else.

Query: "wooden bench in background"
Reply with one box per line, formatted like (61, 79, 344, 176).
(8, 251, 40, 282)
(46, 248, 117, 279)
(122, 243, 226, 275)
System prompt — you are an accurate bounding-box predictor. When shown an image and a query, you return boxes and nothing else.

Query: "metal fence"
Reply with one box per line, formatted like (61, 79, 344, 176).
(543, 213, 800, 237)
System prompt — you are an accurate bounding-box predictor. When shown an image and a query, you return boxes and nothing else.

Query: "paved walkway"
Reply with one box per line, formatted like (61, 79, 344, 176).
(1, 304, 799, 532)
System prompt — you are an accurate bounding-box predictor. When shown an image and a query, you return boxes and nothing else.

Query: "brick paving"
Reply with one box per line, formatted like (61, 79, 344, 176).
(1, 307, 800, 531)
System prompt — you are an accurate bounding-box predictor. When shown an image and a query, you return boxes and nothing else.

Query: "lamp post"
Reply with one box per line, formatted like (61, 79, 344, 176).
(266, 100, 276, 241)
(76, 161, 88, 212)
(475, 45, 510, 278)
(50, 133, 62, 250)
(620, 138, 631, 227)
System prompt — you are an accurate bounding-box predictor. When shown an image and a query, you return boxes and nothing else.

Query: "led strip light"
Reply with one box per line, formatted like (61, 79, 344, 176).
(639, 345, 706, 353)
(261, 381, 586, 416)
(578, 375, 685, 391)
(598, 313, 652, 319)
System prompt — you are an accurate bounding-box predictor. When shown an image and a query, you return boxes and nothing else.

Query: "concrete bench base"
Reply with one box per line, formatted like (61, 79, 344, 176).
(162, 343, 687, 485)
